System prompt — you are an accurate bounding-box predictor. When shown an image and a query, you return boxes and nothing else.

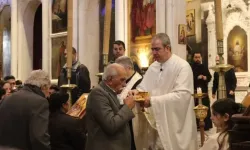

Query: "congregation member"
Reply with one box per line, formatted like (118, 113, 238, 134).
(115, 56, 143, 150)
(191, 51, 213, 130)
(0, 70, 51, 150)
(212, 56, 237, 100)
(49, 92, 86, 150)
(110, 40, 142, 74)
(86, 63, 135, 150)
(131, 33, 197, 150)
(49, 84, 59, 97)
(0, 81, 11, 97)
(58, 47, 91, 104)
(4, 75, 16, 91)
(200, 98, 244, 150)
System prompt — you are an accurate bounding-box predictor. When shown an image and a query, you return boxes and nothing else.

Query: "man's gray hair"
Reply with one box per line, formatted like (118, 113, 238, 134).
(115, 56, 134, 70)
(102, 63, 123, 81)
(152, 33, 171, 49)
(24, 70, 51, 87)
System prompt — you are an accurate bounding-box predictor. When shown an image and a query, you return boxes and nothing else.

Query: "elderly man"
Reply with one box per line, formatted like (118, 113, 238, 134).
(115, 56, 143, 150)
(131, 33, 197, 150)
(86, 63, 135, 150)
(0, 70, 51, 150)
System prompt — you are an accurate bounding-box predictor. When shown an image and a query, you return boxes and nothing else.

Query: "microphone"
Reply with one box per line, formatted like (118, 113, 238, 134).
(160, 68, 163, 71)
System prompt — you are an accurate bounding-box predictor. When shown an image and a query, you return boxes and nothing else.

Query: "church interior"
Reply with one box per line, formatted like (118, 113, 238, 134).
(0, 0, 250, 149)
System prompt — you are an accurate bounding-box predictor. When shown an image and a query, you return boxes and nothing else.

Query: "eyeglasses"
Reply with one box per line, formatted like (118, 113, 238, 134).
(151, 47, 162, 51)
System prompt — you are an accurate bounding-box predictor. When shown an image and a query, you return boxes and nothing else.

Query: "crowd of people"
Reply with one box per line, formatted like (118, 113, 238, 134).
(0, 33, 246, 150)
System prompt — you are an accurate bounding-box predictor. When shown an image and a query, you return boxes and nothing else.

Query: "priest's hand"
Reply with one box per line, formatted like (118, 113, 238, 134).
(124, 95, 135, 109)
(143, 96, 151, 108)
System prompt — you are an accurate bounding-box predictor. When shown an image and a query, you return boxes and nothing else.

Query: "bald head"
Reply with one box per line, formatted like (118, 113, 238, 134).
(102, 63, 126, 81)
(102, 63, 127, 94)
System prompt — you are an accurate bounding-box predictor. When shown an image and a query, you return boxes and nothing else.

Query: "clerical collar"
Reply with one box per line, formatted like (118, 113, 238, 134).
(126, 71, 136, 83)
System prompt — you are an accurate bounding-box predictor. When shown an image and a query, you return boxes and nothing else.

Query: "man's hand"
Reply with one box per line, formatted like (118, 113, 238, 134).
(212, 94, 216, 99)
(202, 76, 207, 80)
(128, 89, 139, 96)
(229, 90, 234, 95)
(124, 95, 135, 109)
(198, 75, 203, 79)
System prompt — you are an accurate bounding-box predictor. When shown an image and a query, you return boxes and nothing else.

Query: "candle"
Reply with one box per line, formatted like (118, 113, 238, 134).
(197, 87, 202, 95)
(67, 0, 73, 68)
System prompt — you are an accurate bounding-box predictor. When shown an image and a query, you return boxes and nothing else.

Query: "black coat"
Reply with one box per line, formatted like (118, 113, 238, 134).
(212, 68, 237, 100)
(58, 61, 91, 104)
(191, 63, 211, 92)
(49, 111, 86, 150)
(0, 85, 50, 150)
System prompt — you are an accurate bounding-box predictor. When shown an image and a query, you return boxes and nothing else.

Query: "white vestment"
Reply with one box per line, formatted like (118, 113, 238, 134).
(136, 54, 197, 150)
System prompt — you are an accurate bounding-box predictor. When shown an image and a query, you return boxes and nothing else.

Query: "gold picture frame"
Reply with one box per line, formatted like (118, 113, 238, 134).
(186, 9, 195, 36)
(178, 24, 187, 44)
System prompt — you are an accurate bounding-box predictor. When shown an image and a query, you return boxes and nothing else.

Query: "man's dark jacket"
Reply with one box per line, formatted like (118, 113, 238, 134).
(58, 61, 91, 104)
(0, 84, 50, 150)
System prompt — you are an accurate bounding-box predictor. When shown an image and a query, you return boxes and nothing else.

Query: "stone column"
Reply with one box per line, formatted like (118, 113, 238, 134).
(156, 0, 166, 33)
(11, 0, 18, 77)
(165, 0, 186, 59)
(42, 0, 50, 74)
(206, 5, 216, 89)
(115, 0, 125, 41)
(78, 0, 99, 87)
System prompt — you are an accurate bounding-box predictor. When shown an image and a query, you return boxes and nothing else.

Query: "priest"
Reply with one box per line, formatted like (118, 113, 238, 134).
(131, 33, 197, 150)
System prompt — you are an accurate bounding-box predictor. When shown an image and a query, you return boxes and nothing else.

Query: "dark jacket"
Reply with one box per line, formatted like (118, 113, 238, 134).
(212, 68, 237, 100)
(0, 84, 50, 150)
(58, 61, 91, 104)
(191, 63, 211, 92)
(85, 81, 135, 150)
(49, 111, 86, 150)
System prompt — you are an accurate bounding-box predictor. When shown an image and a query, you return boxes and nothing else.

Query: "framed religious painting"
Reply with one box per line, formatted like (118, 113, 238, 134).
(178, 24, 187, 44)
(128, 0, 156, 69)
(186, 9, 195, 36)
(227, 25, 248, 72)
(51, 35, 67, 79)
(51, 0, 67, 33)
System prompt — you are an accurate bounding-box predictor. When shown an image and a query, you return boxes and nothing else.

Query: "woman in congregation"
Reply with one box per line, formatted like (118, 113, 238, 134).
(0, 81, 11, 98)
(49, 92, 86, 150)
(200, 98, 244, 150)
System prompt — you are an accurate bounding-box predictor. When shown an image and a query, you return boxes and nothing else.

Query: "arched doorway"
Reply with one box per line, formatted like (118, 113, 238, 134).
(33, 4, 42, 70)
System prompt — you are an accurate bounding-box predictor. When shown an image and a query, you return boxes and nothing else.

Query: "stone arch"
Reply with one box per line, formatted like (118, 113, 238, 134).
(17, 0, 42, 80)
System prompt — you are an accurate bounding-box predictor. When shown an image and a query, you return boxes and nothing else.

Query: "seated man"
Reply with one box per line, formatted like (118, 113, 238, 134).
(86, 63, 135, 150)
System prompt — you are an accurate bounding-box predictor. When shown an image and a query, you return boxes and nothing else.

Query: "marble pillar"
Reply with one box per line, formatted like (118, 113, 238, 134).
(78, 0, 99, 87)
(42, 0, 50, 75)
(11, 0, 18, 78)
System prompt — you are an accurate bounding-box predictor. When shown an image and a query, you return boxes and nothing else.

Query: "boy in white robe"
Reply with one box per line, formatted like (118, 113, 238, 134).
(131, 33, 197, 150)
